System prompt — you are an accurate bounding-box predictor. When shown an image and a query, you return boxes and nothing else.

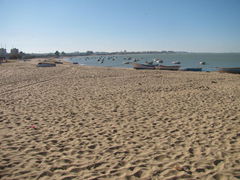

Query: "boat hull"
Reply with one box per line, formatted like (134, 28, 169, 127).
(218, 67, 240, 74)
(132, 63, 156, 70)
(181, 68, 202, 71)
(37, 63, 56, 67)
(155, 65, 180, 71)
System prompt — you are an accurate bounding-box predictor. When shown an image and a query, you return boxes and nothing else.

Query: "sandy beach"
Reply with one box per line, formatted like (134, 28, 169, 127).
(0, 60, 239, 180)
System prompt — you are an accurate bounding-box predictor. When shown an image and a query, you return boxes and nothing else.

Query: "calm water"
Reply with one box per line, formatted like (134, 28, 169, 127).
(66, 53, 240, 71)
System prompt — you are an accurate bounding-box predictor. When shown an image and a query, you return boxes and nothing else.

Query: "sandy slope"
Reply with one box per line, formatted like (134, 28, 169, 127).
(0, 60, 239, 180)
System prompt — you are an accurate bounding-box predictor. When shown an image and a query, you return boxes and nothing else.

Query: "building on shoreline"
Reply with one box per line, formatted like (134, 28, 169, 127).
(10, 48, 19, 56)
(0, 48, 7, 63)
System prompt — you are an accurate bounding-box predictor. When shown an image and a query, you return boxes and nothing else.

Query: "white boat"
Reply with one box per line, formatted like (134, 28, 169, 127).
(200, 61, 206, 65)
(153, 58, 163, 63)
(172, 61, 181, 64)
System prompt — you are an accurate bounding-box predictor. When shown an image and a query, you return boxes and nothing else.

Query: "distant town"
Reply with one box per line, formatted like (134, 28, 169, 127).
(0, 47, 182, 62)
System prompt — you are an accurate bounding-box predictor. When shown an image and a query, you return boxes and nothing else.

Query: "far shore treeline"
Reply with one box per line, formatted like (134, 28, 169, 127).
(1, 49, 179, 60)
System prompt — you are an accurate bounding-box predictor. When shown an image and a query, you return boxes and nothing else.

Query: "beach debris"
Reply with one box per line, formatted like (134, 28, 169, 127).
(30, 125, 37, 129)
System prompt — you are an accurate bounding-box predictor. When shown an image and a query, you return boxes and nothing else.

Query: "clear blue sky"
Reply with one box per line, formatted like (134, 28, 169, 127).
(1, 0, 240, 53)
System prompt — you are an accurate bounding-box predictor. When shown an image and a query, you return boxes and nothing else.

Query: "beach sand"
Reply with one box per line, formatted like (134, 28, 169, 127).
(0, 60, 240, 180)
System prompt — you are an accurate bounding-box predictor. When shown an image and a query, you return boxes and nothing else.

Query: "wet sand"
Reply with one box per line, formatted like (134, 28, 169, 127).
(0, 60, 240, 180)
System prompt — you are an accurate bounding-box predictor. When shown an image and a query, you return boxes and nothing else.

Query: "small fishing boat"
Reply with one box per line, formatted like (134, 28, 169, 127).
(37, 62, 56, 67)
(123, 61, 131, 64)
(217, 67, 240, 74)
(181, 67, 202, 71)
(132, 63, 156, 70)
(200, 61, 206, 65)
(133, 58, 140, 62)
(155, 65, 180, 71)
(172, 61, 181, 64)
(73, 62, 78, 64)
(153, 58, 163, 63)
(145, 61, 154, 65)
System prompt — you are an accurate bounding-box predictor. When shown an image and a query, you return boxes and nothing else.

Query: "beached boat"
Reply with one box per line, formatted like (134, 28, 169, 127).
(181, 67, 202, 71)
(217, 67, 240, 74)
(55, 61, 63, 64)
(37, 62, 56, 67)
(132, 63, 156, 70)
(155, 65, 180, 71)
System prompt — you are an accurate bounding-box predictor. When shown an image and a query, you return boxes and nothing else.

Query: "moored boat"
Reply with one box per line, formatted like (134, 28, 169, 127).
(153, 58, 163, 63)
(200, 61, 206, 65)
(217, 67, 240, 74)
(155, 65, 180, 71)
(145, 61, 154, 65)
(172, 61, 181, 64)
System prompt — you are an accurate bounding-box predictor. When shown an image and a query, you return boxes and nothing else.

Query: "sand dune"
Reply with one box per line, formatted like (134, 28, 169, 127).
(0, 60, 240, 180)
